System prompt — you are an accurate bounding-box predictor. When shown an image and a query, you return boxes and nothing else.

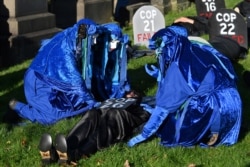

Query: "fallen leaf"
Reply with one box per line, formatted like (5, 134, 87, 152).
(188, 163, 196, 167)
(124, 160, 130, 167)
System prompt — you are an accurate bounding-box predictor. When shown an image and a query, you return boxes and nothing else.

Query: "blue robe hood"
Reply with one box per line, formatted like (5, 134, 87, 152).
(29, 18, 98, 91)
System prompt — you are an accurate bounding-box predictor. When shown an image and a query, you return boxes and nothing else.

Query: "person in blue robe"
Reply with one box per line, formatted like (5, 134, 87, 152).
(8, 19, 100, 125)
(127, 26, 242, 147)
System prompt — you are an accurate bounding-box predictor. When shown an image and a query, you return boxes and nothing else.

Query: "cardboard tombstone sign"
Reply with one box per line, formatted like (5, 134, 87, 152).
(209, 8, 248, 50)
(132, 5, 165, 47)
(98, 98, 137, 109)
(195, 0, 226, 19)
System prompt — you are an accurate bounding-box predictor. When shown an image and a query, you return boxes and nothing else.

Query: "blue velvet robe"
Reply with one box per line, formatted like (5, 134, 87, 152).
(128, 26, 242, 147)
(14, 19, 99, 125)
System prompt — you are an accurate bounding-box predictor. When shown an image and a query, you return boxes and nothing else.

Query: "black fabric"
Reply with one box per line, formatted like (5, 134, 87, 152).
(172, 22, 195, 35)
(234, 0, 250, 17)
(172, 16, 208, 36)
(2, 107, 22, 124)
(189, 16, 209, 35)
(114, 7, 129, 27)
(66, 102, 150, 161)
(243, 70, 250, 87)
(209, 36, 246, 61)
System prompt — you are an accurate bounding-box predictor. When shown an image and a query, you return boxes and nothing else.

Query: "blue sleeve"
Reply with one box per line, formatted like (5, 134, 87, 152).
(128, 64, 194, 147)
(128, 106, 169, 147)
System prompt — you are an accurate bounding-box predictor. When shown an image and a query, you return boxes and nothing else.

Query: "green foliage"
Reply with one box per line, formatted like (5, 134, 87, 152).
(1, 0, 250, 166)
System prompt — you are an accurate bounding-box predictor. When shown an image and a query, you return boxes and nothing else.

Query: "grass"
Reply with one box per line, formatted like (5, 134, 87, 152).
(1, 0, 250, 166)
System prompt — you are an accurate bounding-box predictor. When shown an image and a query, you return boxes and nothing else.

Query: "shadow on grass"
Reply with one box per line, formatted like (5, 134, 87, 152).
(127, 56, 157, 96)
(232, 60, 250, 142)
(0, 68, 27, 126)
(128, 66, 156, 95)
(0, 69, 26, 99)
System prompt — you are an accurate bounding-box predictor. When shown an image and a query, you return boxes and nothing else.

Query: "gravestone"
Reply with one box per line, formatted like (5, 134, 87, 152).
(77, 0, 113, 24)
(126, 2, 150, 25)
(132, 5, 165, 47)
(127, 0, 190, 24)
(48, 0, 77, 29)
(1, 0, 60, 67)
(4, 0, 60, 44)
(209, 8, 248, 50)
(195, 0, 225, 19)
(151, 0, 191, 14)
(49, 0, 113, 28)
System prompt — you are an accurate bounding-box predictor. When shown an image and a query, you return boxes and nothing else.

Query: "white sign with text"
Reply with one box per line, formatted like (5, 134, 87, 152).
(195, 0, 225, 19)
(209, 8, 248, 49)
(133, 5, 165, 47)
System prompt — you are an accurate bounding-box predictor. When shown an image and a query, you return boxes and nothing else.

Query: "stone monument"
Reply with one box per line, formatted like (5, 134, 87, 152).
(48, 0, 115, 28)
(77, 0, 113, 24)
(0, 0, 60, 67)
(151, 0, 191, 14)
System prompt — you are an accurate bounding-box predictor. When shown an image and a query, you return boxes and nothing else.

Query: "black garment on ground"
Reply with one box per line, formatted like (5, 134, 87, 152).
(209, 36, 247, 61)
(66, 101, 150, 161)
(243, 70, 250, 87)
(173, 16, 209, 36)
(234, 0, 250, 17)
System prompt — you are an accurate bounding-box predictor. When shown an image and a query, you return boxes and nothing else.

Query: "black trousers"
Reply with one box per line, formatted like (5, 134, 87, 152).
(66, 106, 150, 161)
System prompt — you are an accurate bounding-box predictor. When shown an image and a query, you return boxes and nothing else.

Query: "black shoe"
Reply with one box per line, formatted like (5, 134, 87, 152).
(38, 133, 53, 166)
(55, 134, 69, 166)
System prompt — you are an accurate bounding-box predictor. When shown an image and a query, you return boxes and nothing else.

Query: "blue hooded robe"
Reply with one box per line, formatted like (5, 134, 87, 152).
(13, 19, 100, 125)
(128, 26, 242, 147)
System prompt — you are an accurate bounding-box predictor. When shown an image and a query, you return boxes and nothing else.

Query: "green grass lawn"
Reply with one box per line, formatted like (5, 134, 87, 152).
(1, 0, 250, 166)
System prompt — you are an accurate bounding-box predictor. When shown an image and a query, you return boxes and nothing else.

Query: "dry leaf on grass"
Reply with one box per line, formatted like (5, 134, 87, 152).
(124, 160, 130, 167)
(188, 163, 196, 167)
